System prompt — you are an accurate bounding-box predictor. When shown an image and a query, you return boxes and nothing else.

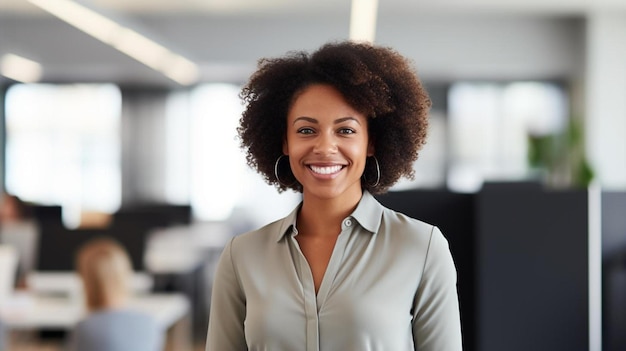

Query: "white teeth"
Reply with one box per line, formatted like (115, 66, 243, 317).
(310, 165, 342, 175)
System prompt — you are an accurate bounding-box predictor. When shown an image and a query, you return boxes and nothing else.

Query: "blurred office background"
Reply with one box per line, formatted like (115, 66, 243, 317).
(0, 0, 625, 350)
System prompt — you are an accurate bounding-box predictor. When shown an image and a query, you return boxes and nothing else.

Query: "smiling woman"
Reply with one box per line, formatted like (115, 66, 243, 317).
(206, 40, 462, 351)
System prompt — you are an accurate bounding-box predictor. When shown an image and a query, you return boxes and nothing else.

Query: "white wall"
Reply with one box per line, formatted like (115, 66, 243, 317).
(585, 12, 626, 190)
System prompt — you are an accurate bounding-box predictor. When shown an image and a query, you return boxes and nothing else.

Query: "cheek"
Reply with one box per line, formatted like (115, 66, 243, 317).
(351, 140, 372, 161)
(283, 132, 297, 155)
(284, 138, 303, 157)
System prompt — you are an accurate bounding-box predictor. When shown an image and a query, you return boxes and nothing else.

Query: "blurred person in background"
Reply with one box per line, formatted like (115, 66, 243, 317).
(67, 238, 164, 351)
(206, 40, 462, 351)
(0, 193, 38, 289)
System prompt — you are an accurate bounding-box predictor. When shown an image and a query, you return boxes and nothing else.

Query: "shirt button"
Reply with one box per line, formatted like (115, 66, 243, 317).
(344, 219, 352, 227)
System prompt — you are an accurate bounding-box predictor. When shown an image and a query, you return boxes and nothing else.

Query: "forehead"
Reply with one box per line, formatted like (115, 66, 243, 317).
(288, 84, 366, 123)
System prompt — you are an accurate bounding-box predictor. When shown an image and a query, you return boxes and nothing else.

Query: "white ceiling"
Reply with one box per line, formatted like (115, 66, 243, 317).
(0, 0, 617, 87)
(0, 0, 345, 15)
(2, 0, 624, 15)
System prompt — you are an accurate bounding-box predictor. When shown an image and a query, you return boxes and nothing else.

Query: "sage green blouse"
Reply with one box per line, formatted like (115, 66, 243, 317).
(206, 191, 462, 351)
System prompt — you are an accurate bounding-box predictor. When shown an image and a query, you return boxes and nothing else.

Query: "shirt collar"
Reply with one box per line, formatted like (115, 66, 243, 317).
(274, 191, 384, 242)
(275, 202, 301, 242)
(351, 191, 384, 234)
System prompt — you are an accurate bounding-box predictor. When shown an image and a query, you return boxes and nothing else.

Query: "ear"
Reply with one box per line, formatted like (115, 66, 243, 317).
(367, 139, 375, 157)
(282, 138, 289, 155)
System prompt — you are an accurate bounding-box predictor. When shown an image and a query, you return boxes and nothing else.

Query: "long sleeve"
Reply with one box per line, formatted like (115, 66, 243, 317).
(206, 237, 247, 351)
(412, 226, 463, 351)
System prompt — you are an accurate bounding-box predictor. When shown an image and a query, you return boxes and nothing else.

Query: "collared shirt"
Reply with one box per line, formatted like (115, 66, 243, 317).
(206, 191, 462, 351)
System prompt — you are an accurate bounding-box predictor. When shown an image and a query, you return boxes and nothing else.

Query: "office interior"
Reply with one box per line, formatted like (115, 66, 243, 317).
(1, 1, 625, 350)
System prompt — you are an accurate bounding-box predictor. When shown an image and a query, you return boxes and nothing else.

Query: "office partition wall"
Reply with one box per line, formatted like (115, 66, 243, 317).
(476, 183, 592, 351)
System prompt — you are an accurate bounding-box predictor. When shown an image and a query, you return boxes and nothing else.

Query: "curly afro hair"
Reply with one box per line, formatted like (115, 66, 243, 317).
(238, 40, 431, 195)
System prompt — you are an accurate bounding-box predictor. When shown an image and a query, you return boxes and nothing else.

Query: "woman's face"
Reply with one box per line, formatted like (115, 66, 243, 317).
(283, 84, 373, 202)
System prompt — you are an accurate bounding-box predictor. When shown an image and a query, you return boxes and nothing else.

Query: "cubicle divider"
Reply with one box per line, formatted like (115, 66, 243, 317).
(35, 204, 192, 272)
(476, 183, 592, 351)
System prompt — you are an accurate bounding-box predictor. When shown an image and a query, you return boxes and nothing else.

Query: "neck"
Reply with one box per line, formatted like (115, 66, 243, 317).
(93, 294, 127, 312)
(298, 189, 363, 238)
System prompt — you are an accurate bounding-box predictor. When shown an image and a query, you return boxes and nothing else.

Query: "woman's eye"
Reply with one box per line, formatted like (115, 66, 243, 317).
(339, 128, 356, 134)
(297, 127, 315, 134)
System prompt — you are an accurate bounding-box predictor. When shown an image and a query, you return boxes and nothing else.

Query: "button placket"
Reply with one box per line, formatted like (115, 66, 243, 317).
(289, 234, 320, 351)
(316, 221, 353, 312)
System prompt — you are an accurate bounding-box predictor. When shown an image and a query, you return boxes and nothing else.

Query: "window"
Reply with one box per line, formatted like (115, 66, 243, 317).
(5, 83, 121, 227)
(447, 81, 568, 192)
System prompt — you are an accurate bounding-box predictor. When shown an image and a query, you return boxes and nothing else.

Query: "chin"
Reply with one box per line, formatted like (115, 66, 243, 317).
(304, 183, 363, 201)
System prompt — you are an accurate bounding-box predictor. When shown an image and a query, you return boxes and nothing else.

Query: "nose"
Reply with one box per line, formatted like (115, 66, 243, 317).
(314, 132, 337, 155)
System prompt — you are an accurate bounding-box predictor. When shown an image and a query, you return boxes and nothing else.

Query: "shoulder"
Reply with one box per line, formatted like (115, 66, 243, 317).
(78, 309, 158, 329)
(114, 309, 158, 324)
(227, 216, 290, 255)
(72, 309, 163, 351)
(215, 217, 292, 280)
(379, 207, 455, 274)
(378, 205, 450, 252)
(380, 206, 438, 238)
(232, 218, 289, 245)
(236, 217, 284, 240)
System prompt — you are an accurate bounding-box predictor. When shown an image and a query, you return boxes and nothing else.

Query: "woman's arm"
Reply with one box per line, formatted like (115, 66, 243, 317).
(206, 237, 247, 351)
(412, 226, 463, 351)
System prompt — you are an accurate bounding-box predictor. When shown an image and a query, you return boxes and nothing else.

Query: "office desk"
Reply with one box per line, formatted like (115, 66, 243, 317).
(26, 271, 154, 296)
(1, 291, 191, 351)
(2, 292, 188, 329)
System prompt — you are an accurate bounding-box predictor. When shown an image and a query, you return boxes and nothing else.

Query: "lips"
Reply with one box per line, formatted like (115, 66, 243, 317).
(309, 164, 344, 175)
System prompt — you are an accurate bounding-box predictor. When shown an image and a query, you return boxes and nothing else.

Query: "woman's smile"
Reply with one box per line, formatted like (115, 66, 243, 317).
(308, 164, 345, 176)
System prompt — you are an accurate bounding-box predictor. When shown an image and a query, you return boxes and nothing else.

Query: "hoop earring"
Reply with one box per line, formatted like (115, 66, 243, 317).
(363, 156, 380, 188)
(274, 155, 296, 187)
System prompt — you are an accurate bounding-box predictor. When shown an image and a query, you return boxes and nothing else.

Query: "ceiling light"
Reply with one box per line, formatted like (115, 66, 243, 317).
(27, 0, 198, 85)
(1, 54, 43, 83)
(350, 0, 379, 43)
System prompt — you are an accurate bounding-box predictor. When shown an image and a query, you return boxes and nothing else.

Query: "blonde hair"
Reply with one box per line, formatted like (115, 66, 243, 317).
(76, 238, 133, 311)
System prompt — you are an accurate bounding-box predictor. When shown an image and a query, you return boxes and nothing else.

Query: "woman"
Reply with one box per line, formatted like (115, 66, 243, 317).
(206, 41, 462, 350)
(68, 238, 164, 351)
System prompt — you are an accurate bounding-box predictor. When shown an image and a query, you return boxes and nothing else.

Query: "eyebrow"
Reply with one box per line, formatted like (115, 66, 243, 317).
(293, 116, 362, 125)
